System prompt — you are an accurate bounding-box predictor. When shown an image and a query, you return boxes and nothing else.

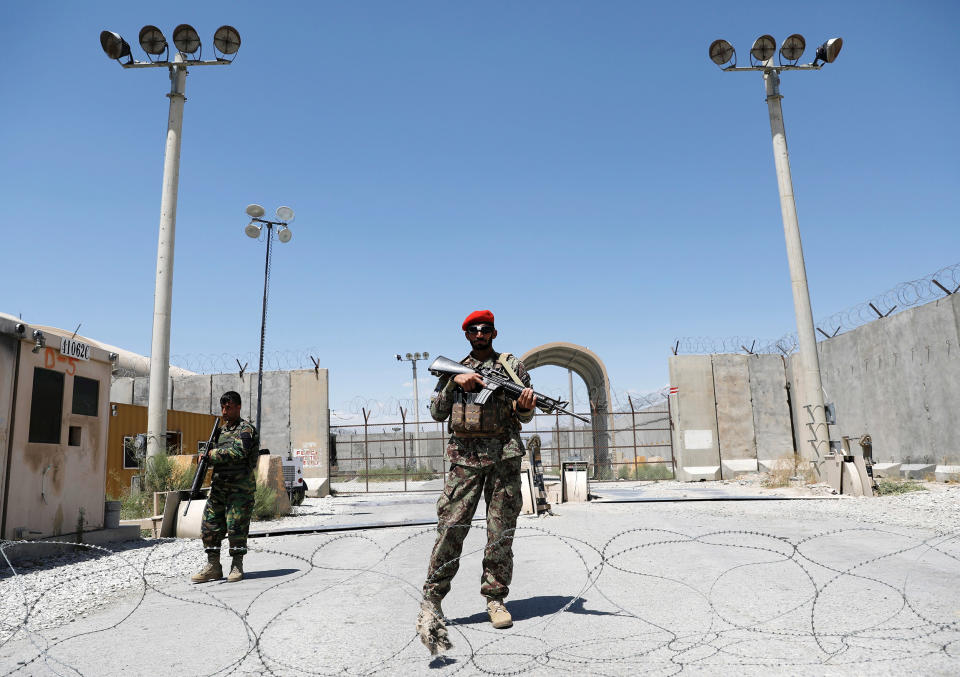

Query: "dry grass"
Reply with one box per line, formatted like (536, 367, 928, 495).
(762, 455, 818, 488)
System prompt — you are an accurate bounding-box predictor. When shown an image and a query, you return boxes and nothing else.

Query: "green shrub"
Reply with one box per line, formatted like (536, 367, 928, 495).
(875, 479, 927, 496)
(611, 463, 673, 481)
(117, 490, 151, 520)
(408, 466, 438, 481)
(593, 466, 615, 481)
(633, 463, 673, 481)
(253, 484, 279, 521)
(144, 453, 195, 494)
(108, 453, 197, 520)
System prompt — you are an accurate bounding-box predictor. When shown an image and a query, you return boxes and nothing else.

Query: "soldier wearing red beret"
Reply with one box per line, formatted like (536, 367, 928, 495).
(416, 310, 537, 654)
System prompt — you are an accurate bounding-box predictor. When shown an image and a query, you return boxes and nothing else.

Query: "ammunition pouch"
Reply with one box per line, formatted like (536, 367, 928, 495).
(449, 391, 512, 436)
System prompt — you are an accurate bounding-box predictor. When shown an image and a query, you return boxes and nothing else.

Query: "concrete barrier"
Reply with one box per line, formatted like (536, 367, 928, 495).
(303, 476, 330, 498)
(561, 462, 589, 502)
(519, 468, 535, 515)
(901, 463, 936, 480)
(871, 462, 901, 479)
(176, 497, 207, 539)
(720, 458, 758, 477)
(683, 465, 721, 481)
(257, 455, 292, 515)
(935, 465, 960, 482)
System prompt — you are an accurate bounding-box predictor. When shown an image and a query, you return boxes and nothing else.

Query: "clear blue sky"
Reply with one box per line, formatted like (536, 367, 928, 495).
(3, 1, 958, 423)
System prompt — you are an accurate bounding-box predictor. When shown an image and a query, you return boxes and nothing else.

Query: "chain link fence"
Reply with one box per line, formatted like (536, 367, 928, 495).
(329, 397, 674, 493)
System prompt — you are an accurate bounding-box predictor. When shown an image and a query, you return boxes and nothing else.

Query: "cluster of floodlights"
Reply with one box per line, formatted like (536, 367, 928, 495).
(396, 352, 429, 362)
(99, 24, 240, 65)
(709, 34, 842, 69)
(245, 204, 294, 243)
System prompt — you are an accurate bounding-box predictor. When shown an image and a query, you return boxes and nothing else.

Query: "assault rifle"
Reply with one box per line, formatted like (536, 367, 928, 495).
(183, 418, 221, 517)
(428, 356, 589, 423)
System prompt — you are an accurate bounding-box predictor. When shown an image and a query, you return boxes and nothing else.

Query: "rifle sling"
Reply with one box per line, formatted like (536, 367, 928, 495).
(496, 353, 524, 387)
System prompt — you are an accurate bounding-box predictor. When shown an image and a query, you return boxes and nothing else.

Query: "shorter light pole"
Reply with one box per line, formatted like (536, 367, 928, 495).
(244, 204, 296, 432)
(396, 352, 428, 463)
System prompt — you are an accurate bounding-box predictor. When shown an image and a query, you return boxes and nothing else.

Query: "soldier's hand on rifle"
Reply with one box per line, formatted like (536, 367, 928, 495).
(516, 387, 536, 411)
(453, 373, 485, 392)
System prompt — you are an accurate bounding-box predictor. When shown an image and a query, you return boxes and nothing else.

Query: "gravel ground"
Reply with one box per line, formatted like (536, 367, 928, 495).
(2, 480, 958, 649)
(0, 538, 205, 643)
(0, 495, 340, 643)
(615, 476, 960, 535)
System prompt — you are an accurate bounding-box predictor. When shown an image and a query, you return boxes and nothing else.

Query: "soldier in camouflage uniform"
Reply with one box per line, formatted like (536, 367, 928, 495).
(191, 391, 260, 584)
(417, 310, 536, 653)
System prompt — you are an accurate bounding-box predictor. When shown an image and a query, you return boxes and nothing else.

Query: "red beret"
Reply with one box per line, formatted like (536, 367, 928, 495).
(462, 309, 494, 330)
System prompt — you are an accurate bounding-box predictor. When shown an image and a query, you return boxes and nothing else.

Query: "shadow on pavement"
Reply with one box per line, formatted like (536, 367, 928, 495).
(428, 656, 458, 669)
(450, 595, 614, 625)
(243, 568, 300, 580)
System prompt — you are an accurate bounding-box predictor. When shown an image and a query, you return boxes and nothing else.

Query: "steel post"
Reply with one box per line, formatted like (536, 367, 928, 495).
(763, 67, 829, 471)
(255, 223, 273, 432)
(146, 55, 187, 460)
(411, 360, 420, 465)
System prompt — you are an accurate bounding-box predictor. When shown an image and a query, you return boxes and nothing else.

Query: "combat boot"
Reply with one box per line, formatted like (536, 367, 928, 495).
(190, 553, 222, 583)
(417, 596, 452, 655)
(486, 598, 513, 629)
(226, 556, 244, 583)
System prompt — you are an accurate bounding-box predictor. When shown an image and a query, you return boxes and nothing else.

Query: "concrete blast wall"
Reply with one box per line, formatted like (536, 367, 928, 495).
(670, 294, 960, 481)
(111, 369, 330, 477)
(790, 293, 960, 466)
(669, 355, 721, 480)
(670, 354, 792, 481)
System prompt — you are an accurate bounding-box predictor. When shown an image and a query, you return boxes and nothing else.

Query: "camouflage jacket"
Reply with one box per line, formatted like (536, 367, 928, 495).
(430, 351, 534, 468)
(208, 417, 260, 476)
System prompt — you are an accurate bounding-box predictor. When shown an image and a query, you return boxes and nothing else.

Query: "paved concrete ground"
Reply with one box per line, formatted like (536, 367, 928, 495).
(2, 489, 959, 676)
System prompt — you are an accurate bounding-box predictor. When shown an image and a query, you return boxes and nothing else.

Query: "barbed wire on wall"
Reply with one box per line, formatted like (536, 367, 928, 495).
(110, 348, 668, 421)
(169, 348, 324, 375)
(672, 261, 960, 356)
(670, 336, 797, 357)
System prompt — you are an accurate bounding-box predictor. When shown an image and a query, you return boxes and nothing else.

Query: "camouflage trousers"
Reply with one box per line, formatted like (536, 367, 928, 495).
(201, 471, 256, 557)
(423, 457, 523, 601)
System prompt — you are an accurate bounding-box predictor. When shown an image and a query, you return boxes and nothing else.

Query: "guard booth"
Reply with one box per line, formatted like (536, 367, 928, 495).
(0, 316, 113, 540)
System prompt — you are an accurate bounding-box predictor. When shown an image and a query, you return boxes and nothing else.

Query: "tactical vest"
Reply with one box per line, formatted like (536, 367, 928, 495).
(449, 353, 522, 438)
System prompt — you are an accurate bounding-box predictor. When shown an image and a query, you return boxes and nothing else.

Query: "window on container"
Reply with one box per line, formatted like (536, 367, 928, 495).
(71, 376, 100, 416)
(123, 436, 140, 469)
(28, 368, 64, 444)
(166, 431, 182, 454)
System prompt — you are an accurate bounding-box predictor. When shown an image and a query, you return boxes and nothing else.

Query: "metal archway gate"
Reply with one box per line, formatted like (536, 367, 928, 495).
(520, 342, 614, 476)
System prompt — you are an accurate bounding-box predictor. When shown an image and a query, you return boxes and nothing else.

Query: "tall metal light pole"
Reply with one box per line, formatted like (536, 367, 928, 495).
(708, 34, 844, 472)
(396, 352, 429, 463)
(244, 205, 296, 432)
(99, 25, 241, 461)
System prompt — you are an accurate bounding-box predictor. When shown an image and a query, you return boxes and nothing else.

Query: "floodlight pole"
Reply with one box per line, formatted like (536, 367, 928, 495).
(101, 25, 238, 463)
(762, 63, 829, 471)
(412, 359, 420, 463)
(244, 215, 290, 433)
(255, 221, 274, 433)
(146, 53, 187, 461)
(397, 353, 426, 463)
